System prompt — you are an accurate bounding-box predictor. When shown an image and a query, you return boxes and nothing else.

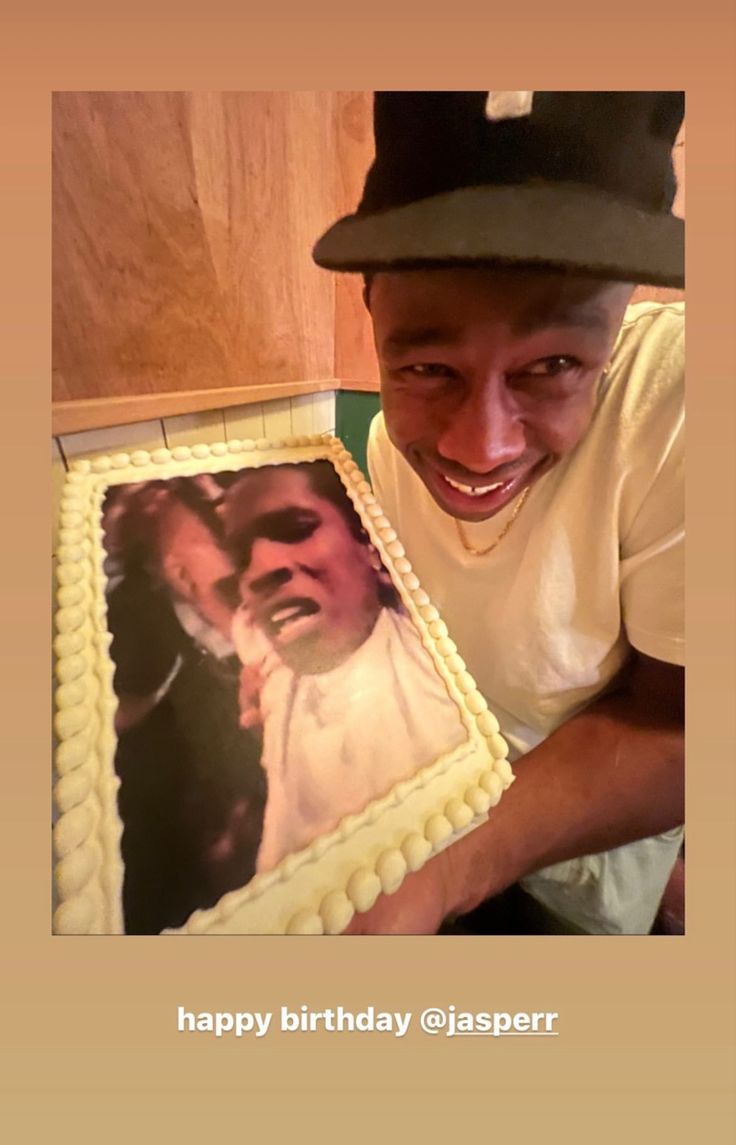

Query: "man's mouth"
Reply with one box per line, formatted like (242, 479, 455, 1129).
(263, 596, 321, 644)
(442, 475, 507, 498)
(418, 459, 537, 520)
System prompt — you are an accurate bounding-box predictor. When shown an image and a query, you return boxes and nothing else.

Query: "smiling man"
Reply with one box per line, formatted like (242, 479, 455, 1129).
(373, 269, 632, 522)
(312, 91, 685, 935)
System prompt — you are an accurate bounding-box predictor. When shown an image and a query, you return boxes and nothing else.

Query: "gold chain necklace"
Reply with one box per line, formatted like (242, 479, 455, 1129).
(452, 361, 610, 558)
(454, 485, 531, 557)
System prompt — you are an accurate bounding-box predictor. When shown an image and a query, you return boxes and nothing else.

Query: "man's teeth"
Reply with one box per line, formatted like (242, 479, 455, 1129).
(268, 601, 319, 637)
(444, 476, 505, 497)
(271, 604, 304, 625)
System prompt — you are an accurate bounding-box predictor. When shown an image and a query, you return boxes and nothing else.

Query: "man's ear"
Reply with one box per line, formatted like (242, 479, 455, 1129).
(163, 557, 195, 601)
(376, 565, 394, 595)
(362, 274, 373, 311)
(368, 545, 394, 590)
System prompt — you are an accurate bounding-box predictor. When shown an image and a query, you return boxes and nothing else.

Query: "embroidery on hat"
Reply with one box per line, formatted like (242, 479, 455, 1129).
(485, 91, 534, 121)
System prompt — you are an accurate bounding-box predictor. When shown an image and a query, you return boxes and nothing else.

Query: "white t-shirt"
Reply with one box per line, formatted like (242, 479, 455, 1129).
(367, 301, 684, 934)
(252, 608, 467, 874)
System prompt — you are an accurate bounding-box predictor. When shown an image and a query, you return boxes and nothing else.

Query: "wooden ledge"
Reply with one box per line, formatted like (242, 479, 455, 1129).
(52, 378, 383, 437)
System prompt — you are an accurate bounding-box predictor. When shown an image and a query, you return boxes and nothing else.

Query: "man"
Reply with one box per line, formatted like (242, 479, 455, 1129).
(222, 462, 393, 677)
(312, 91, 685, 934)
(103, 478, 266, 933)
(220, 461, 467, 873)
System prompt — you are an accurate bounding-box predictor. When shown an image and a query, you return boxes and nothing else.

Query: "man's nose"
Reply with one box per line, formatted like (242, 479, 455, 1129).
(242, 540, 293, 597)
(436, 380, 527, 474)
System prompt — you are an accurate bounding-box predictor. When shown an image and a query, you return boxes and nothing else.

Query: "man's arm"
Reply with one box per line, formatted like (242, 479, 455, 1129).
(345, 651, 684, 934)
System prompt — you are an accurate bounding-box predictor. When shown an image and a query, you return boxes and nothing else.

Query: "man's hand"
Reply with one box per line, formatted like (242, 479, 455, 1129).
(344, 860, 449, 935)
(345, 807, 515, 934)
(238, 663, 265, 730)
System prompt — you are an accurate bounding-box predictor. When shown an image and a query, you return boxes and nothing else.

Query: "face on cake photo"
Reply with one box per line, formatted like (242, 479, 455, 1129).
(156, 491, 238, 639)
(103, 478, 238, 640)
(221, 463, 388, 675)
(99, 476, 269, 935)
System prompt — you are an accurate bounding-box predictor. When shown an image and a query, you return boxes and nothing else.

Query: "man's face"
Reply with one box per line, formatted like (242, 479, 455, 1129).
(223, 467, 382, 674)
(157, 499, 236, 638)
(370, 267, 633, 522)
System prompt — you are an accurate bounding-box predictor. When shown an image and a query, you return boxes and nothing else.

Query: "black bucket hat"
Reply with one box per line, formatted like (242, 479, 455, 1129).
(313, 91, 684, 288)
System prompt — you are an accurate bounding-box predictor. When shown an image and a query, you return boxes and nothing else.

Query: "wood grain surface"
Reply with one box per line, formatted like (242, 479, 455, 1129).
(53, 92, 337, 403)
(631, 127, 685, 306)
(332, 91, 379, 386)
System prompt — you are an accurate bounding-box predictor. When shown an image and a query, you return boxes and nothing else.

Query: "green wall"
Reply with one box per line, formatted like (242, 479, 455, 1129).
(335, 390, 382, 477)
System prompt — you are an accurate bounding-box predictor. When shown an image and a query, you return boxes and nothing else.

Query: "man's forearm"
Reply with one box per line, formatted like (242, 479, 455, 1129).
(447, 655, 685, 916)
(345, 654, 684, 933)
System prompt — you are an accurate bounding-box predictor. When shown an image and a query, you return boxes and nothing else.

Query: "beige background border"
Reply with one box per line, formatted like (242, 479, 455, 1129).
(1, 2, 735, 1138)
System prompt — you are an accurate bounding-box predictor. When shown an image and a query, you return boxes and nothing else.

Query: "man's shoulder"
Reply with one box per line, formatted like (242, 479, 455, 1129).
(615, 300, 684, 372)
(622, 299, 684, 325)
(366, 409, 399, 483)
(367, 408, 388, 452)
(365, 413, 425, 532)
(607, 300, 684, 424)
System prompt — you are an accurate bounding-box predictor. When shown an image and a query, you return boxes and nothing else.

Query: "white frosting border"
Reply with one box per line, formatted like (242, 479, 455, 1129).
(53, 434, 514, 935)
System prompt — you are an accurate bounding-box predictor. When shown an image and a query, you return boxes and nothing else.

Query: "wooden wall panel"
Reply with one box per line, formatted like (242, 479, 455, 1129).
(53, 92, 337, 404)
(673, 128, 685, 219)
(333, 92, 378, 386)
(632, 125, 685, 306)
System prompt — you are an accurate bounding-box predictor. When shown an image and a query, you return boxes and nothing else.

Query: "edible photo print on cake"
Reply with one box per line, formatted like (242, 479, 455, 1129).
(54, 441, 513, 935)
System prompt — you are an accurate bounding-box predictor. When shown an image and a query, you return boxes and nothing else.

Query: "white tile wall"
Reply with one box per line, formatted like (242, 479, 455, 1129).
(289, 394, 315, 435)
(262, 398, 293, 441)
(163, 409, 227, 447)
(311, 392, 335, 436)
(58, 419, 167, 462)
(224, 403, 266, 441)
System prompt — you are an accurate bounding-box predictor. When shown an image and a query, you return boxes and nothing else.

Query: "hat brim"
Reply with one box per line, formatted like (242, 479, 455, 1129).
(313, 184, 684, 289)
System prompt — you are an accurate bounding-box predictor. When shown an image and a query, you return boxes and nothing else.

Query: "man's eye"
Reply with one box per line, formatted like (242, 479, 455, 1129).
(522, 356, 582, 377)
(401, 363, 456, 379)
(272, 518, 318, 544)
